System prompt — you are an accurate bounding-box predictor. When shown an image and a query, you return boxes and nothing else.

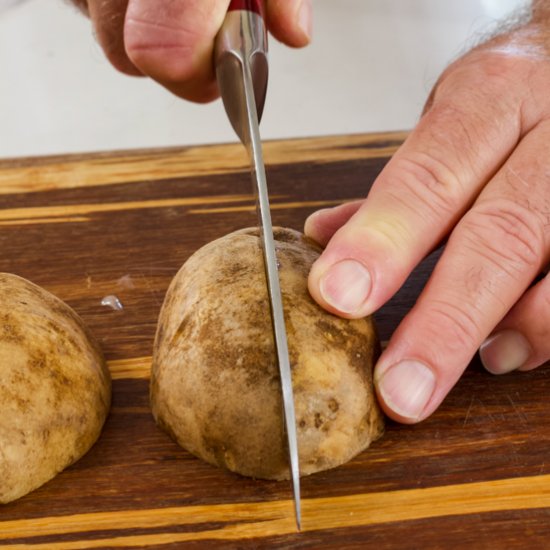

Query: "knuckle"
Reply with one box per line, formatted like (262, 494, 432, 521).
(387, 151, 464, 221)
(425, 298, 483, 352)
(437, 53, 521, 103)
(462, 199, 545, 276)
(431, 58, 521, 135)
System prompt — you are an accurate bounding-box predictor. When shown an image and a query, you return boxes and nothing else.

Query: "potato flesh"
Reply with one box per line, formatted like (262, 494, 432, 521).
(0, 273, 111, 503)
(151, 227, 384, 480)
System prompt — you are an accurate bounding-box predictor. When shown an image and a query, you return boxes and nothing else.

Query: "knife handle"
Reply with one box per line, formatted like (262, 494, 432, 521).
(227, 0, 264, 16)
(215, 0, 268, 140)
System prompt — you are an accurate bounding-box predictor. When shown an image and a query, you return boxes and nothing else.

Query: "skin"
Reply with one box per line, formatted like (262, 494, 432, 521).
(73, 1, 550, 424)
(73, 0, 312, 102)
(306, 3, 550, 423)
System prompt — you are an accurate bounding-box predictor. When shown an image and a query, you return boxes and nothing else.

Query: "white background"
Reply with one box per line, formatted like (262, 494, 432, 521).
(0, 0, 527, 158)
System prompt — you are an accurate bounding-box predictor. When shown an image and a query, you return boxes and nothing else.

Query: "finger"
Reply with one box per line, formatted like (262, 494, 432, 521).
(267, 0, 312, 47)
(307, 54, 525, 319)
(87, 0, 142, 76)
(304, 200, 363, 247)
(374, 122, 550, 423)
(480, 270, 550, 374)
(124, 0, 231, 103)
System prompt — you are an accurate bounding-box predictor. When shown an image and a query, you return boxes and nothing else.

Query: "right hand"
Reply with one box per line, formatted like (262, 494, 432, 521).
(73, 0, 312, 102)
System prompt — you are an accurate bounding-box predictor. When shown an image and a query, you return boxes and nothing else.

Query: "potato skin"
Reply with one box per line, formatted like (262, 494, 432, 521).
(0, 273, 111, 503)
(151, 227, 384, 480)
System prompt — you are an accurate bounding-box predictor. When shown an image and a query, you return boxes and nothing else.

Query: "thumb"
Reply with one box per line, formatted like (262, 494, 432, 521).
(267, 0, 313, 47)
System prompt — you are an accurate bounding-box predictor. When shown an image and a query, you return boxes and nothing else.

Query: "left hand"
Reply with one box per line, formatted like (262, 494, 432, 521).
(305, 21, 550, 423)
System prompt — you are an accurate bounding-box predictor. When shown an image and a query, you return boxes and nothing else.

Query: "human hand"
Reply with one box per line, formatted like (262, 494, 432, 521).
(72, 0, 312, 102)
(305, 7, 550, 424)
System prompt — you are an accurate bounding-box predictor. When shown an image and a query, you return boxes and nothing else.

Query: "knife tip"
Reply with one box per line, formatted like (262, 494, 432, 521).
(294, 495, 302, 532)
(295, 509, 302, 532)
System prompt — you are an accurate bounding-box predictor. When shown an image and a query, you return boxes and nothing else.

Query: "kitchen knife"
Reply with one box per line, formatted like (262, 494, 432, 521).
(214, 0, 301, 530)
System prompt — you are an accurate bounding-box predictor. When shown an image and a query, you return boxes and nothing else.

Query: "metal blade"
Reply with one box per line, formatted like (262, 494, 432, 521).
(215, 8, 301, 530)
(240, 61, 301, 532)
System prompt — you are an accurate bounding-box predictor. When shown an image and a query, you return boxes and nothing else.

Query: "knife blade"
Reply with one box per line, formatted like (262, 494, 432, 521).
(214, 0, 301, 530)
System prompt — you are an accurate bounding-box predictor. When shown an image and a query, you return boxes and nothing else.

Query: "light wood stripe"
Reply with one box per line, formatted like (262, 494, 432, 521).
(0, 133, 405, 195)
(2, 474, 550, 547)
(188, 199, 361, 215)
(0, 216, 90, 226)
(108, 357, 151, 380)
(0, 195, 261, 223)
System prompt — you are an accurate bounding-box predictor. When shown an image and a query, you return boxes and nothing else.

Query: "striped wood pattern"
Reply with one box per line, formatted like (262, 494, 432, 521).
(1, 132, 549, 548)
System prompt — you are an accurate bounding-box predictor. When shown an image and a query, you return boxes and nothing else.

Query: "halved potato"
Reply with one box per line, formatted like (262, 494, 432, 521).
(0, 273, 111, 503)
(151, 228, 384, 480)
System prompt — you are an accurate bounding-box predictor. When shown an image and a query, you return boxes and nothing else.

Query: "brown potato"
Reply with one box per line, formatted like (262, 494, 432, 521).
(151, 227, 384, 480)
(0, 273, 111, 503)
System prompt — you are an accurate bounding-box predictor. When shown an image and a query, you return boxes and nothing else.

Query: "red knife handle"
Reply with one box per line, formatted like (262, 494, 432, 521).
(227, 0, 263, 16)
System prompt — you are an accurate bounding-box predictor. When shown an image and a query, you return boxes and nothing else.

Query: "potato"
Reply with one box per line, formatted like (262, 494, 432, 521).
(0, 273, 111, 503)
(151, 227, 384, 480)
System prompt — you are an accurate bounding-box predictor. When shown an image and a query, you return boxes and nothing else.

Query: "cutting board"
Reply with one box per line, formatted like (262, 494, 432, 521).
(1, 132, 550, 549)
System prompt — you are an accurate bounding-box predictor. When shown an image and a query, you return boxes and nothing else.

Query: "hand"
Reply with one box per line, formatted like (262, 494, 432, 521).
(305, 9, 550, 424)
(73, 0, 312, 102)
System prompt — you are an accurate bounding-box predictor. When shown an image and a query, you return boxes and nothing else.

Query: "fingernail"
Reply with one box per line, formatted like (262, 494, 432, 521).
(298, 0, 313, 42)
(319, 259, 372, 314)
(376, 360, 436, 421)
(479, 329, 532, 375)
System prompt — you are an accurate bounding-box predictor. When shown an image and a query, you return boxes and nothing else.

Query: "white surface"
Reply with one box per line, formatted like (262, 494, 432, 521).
(0, 0, 528, 158)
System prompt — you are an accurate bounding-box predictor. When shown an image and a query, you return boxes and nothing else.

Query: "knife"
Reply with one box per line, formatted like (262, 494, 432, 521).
(214, 0, 301, 530)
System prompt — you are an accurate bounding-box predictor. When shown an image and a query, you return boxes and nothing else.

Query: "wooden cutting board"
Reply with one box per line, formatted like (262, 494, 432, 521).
(1, 132, 549, 549)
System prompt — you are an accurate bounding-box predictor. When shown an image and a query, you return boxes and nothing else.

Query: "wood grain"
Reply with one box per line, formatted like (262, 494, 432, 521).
(0, 133, 404, 194)
(3, 474, 550, 542)
(1, 132, 549, 549)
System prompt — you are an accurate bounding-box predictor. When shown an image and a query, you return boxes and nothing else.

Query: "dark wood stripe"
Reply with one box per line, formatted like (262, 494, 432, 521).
(2, 132, 549, 548)
(2, 475, 550, 547)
